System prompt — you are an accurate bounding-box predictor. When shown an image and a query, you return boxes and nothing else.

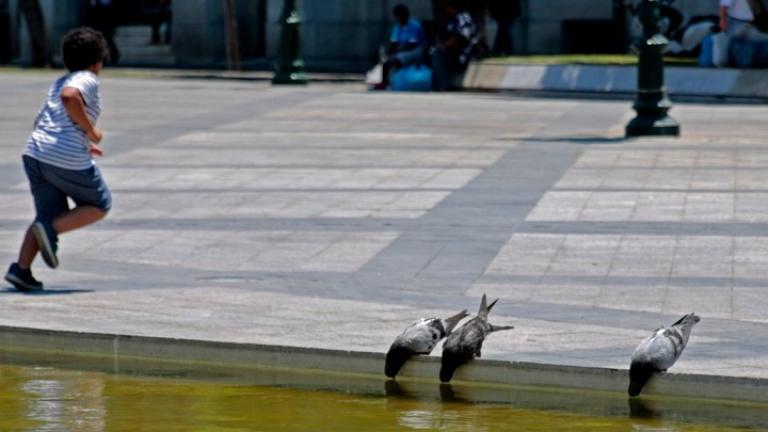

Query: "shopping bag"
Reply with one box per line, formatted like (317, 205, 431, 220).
(712, 32, 730, 68)
(391, 65, 432, 92)
(698, 34, 714, 67)
(366, 63, 384, 86)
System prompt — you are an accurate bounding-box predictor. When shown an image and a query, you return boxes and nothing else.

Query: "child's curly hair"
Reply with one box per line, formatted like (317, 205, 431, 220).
(62, 27, 108, 72)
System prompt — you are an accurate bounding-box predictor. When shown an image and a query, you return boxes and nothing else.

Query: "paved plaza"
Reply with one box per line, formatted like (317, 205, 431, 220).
(1, 72, 767, 379)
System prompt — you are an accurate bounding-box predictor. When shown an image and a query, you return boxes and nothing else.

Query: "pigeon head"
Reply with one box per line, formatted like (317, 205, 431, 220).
(673, 312, 701, 327)
(385, 345, 412, 378)
(628, 360, 655, 397)
(439, 349, 465, 383)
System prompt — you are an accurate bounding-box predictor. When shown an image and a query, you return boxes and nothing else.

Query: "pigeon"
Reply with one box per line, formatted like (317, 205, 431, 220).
(385, 309, 469, 378)
(439, 294, 514, 383)
(628, 313, 701, 397)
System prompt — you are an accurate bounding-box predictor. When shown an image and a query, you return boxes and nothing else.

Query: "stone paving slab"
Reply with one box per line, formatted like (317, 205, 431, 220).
(1, 74, 767, 382)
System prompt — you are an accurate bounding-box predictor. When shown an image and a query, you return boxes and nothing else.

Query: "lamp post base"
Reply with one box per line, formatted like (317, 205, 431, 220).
(625, 115, 680, 137)
(272, 71, 308, 85)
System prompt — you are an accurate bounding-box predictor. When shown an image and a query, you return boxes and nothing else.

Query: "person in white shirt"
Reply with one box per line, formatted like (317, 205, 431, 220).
(720, 0, 768, 41)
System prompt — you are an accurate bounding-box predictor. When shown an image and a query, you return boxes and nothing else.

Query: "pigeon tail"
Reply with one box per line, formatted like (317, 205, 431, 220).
(477, 294, 500, 320)
(489, 323, 514, 333)
(385, 346, 412, 378)
(443, 310, 469, 334)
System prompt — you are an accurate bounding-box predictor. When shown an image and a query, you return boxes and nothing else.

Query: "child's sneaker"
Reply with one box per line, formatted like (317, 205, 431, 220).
(4, 263, 43, 292)
(31, 222, 59, 269)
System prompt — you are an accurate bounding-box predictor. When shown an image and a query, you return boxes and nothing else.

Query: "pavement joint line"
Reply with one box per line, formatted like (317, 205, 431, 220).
(1, 325, 767, 404)
(552, 188, 768, 194)
(479, 273, 767, 289)
(102, 164, 494, 169)
(520, 221, 768, 237)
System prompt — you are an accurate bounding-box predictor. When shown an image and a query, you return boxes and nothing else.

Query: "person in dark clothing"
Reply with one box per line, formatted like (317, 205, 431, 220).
(431, 0, 477, 91)
(489, 0, 521, 55)
(387, 4, 427, 66)
(142, 0, 172, 44)
(377, 4, 427, 89)
(85, 0, 119, 65)
(1, 0, 15, 64)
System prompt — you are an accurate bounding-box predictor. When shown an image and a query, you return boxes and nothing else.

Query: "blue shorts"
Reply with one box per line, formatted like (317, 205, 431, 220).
(23, 155, 112, 223)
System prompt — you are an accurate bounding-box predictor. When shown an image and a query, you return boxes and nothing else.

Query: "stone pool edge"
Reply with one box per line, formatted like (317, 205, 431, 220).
(1, 325, 766, 404)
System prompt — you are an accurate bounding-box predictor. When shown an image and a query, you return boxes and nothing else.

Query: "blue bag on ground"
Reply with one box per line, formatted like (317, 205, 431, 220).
(699, 34, 714, 67)
(391, 65, 432, 92)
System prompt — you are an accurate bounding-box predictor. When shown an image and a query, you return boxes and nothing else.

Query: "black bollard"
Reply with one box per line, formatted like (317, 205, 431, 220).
(626, 0, 680, 137)
(273, 0, 308, 85)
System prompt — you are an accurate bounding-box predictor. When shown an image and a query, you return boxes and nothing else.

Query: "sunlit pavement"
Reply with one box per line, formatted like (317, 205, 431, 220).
(1, 73, 767, 379)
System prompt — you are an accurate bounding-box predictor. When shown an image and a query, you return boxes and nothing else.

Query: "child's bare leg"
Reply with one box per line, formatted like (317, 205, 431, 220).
(53, 206, 107, 235)
(17, 227, 40, 269)
(15, 206, 106, 271)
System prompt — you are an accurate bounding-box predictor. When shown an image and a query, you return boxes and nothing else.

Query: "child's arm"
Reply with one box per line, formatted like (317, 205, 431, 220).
(60, 86, 104, 155)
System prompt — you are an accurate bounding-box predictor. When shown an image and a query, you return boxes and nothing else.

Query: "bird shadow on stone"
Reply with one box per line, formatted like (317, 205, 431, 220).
(383, 380, 429, 402)
(384, 379, 410, 398)
(1, 287, 95, 296)
(439, 383, 469, 403)
(628, 397, 662, 420)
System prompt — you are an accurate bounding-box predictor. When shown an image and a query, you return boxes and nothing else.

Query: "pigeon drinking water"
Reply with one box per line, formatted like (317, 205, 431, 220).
(440, 294, 514, 383)
(628, 313, 701, 397)
(385, 309, 469, 378)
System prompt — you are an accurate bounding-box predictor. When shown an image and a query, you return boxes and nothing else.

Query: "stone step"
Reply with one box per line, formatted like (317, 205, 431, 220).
(113, 25, 174, 67)
(114, 26, 169, 47)
(115, 25, 154, 38)
(116, 44, 173, 57)
(116, 54, 176, 67)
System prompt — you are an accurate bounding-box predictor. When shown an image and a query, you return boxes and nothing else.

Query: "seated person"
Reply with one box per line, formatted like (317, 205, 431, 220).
(720, 0, 768, 41)
(489, 0, 521, 56)
(431, 0, 478, 91)
(379, 4, 427, 88)
(720, 0, 768, 67)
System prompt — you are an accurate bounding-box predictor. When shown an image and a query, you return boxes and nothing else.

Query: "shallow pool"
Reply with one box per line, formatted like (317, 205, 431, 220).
(0, 362, 766, 431)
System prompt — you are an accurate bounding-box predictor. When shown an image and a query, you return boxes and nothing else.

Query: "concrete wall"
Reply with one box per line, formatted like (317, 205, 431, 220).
(173, 0, 267, 68)
(675, 0, 720, 16)
(526, 0, 612, 54)
(17, 0, 83, 64)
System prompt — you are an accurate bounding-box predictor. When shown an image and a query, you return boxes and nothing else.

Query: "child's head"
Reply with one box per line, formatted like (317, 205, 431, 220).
(62, 27, 108, 73)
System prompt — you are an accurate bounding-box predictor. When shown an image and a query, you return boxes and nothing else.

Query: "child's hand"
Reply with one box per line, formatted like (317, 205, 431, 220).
(87, 127, 103, 145)
(89, 143, 105, 157)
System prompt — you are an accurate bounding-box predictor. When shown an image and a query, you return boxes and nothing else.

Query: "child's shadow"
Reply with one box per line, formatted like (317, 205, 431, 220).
(1, 288, 95, 296)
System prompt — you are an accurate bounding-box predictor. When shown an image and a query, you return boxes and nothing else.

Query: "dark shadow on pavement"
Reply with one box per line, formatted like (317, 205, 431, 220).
(1, 288, 95, 296)
(499, 136, 627, 144)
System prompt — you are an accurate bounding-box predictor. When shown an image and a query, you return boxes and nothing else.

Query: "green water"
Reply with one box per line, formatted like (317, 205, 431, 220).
(0, 363, 766, 432)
